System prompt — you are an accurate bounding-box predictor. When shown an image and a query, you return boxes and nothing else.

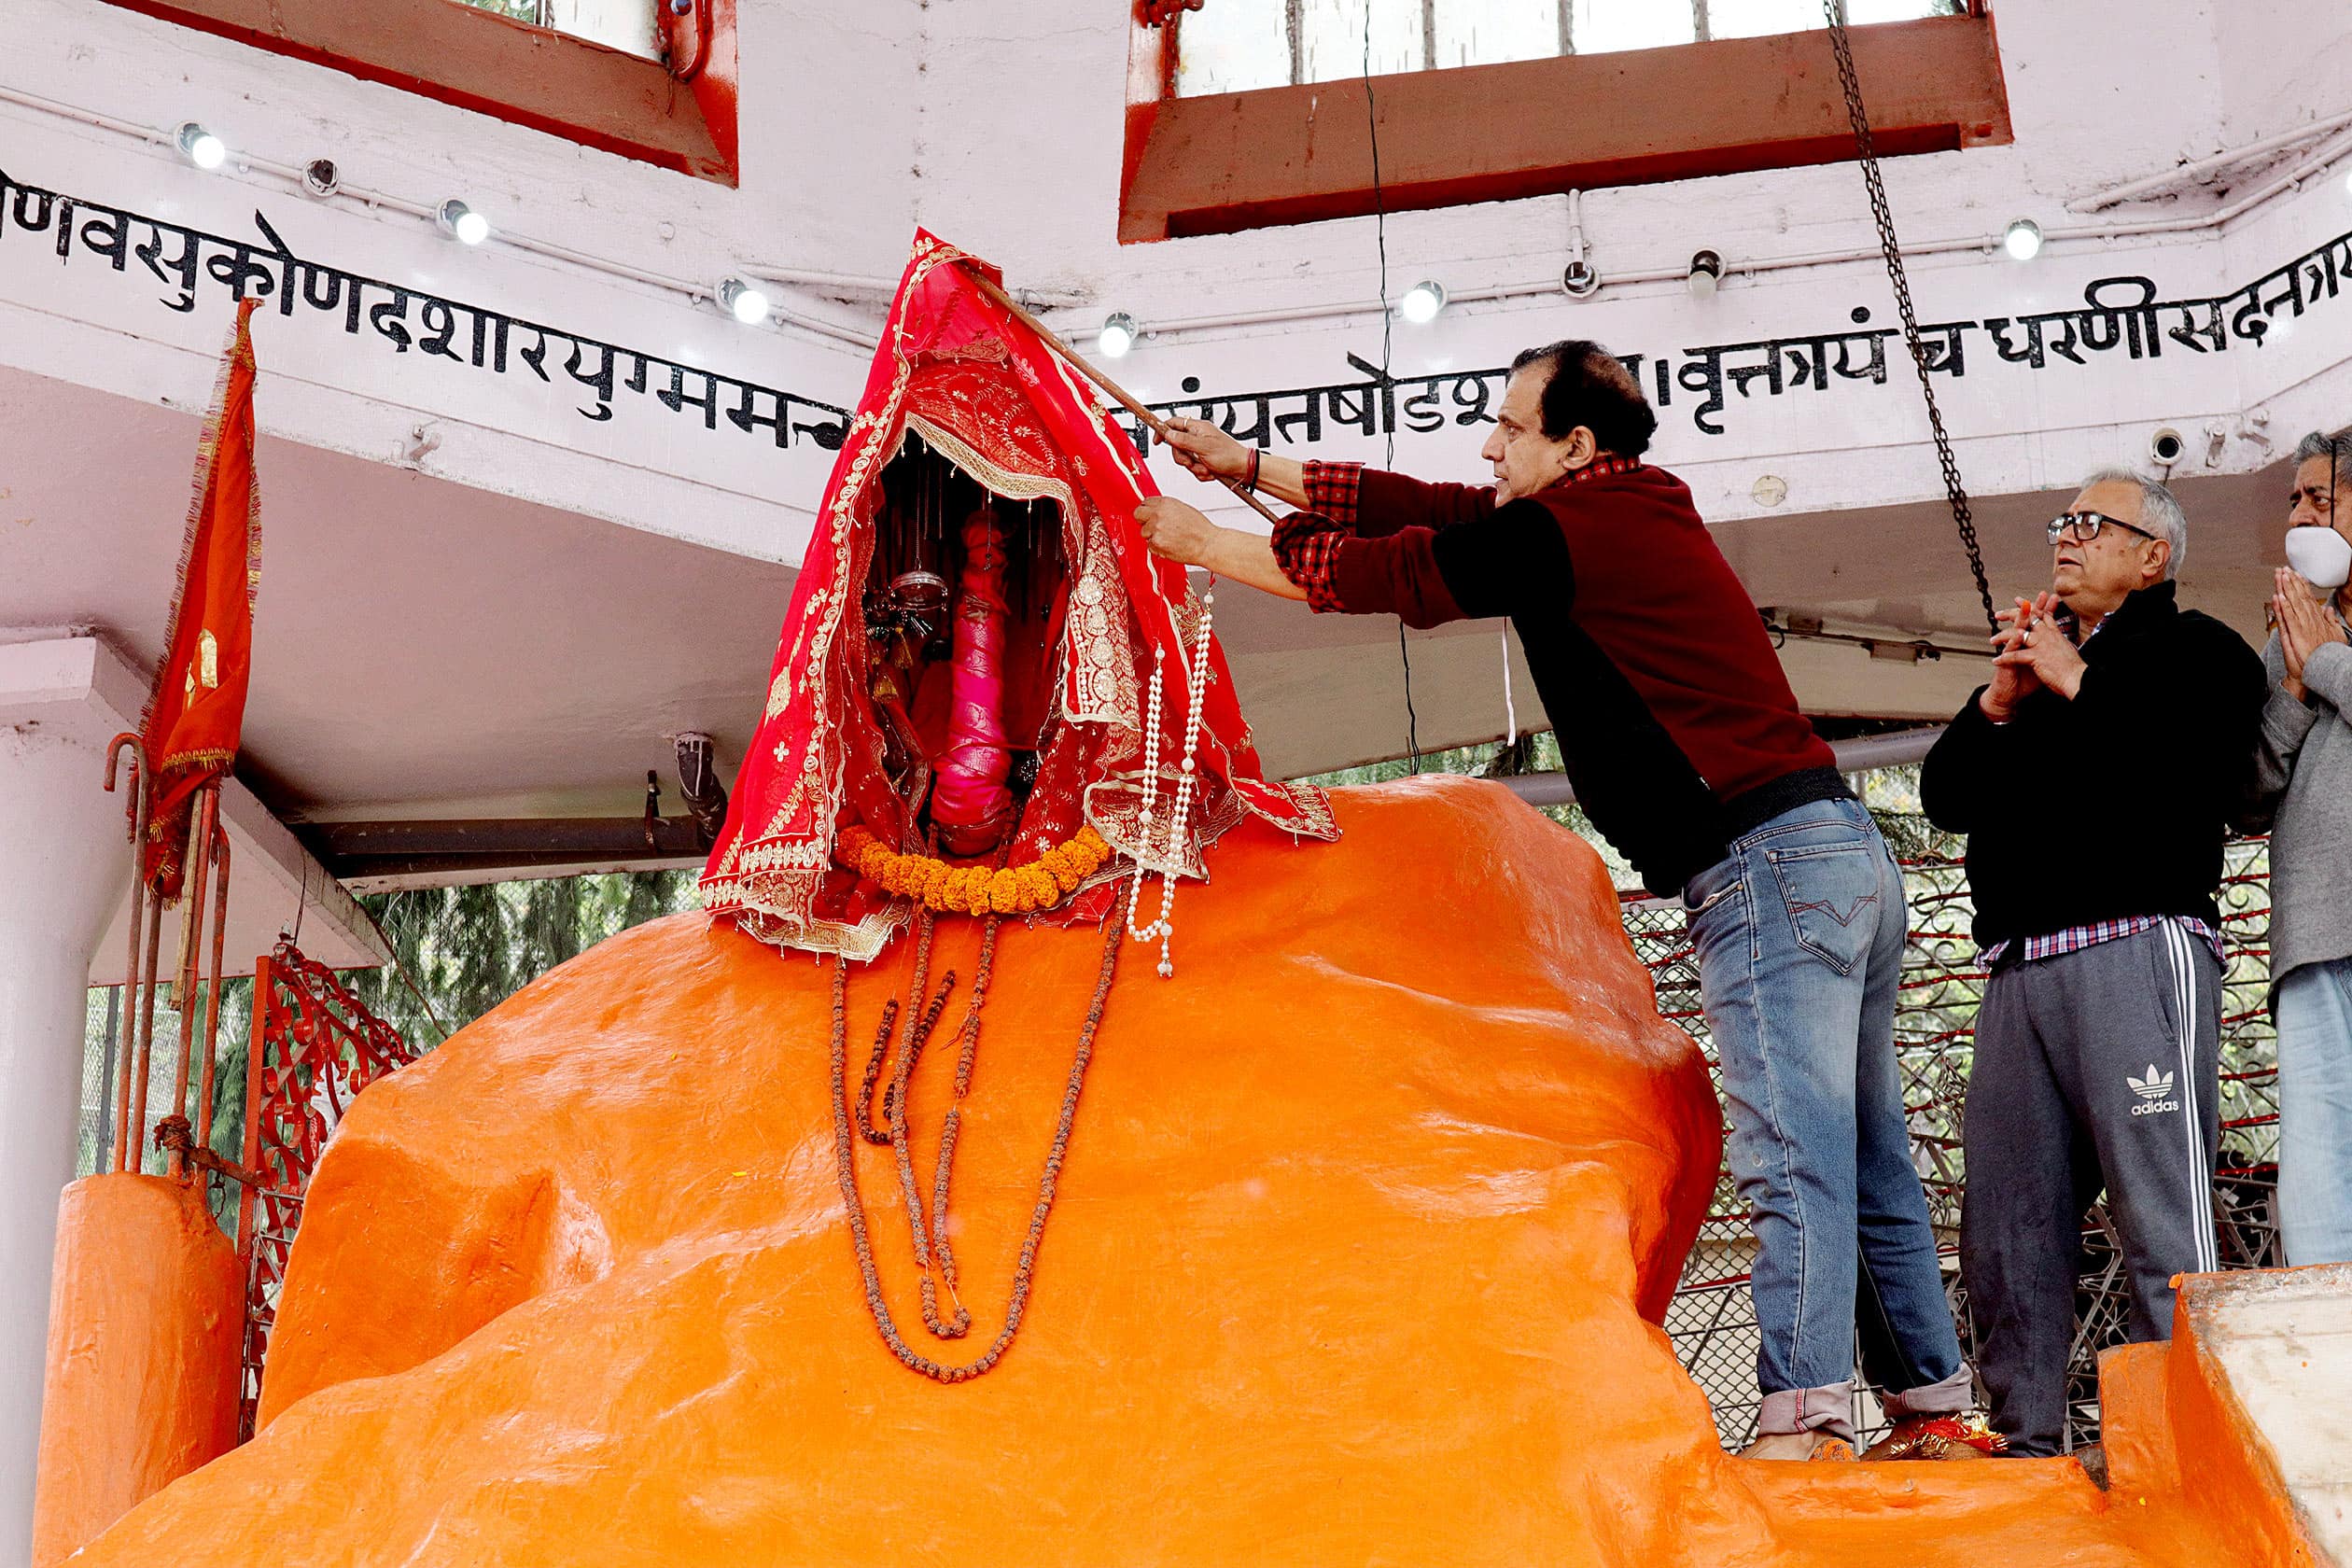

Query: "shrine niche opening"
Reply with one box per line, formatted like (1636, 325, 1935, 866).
(861, 433, 1071, 862)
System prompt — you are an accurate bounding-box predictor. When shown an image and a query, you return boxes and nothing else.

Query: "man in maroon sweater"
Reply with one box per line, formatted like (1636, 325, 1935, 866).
(1137, 341, 1981, 1461)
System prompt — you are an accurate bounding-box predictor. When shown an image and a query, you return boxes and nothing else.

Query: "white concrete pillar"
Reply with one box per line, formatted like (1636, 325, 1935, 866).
(0, 641, 138, 1568)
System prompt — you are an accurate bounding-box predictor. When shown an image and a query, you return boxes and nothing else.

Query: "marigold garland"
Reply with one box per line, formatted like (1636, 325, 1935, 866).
(836, 823, 1113, 916)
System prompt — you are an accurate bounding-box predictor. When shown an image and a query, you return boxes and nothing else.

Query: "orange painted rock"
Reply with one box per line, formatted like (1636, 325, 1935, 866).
(63, 782, 2276, 1566)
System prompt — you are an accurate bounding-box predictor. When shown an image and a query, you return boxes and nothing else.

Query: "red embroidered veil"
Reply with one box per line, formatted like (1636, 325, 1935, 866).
(700, 231, 1337, 960)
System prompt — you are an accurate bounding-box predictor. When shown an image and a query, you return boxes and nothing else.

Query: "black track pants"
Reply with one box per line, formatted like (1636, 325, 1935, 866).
(1960, 923, 2222, 1456)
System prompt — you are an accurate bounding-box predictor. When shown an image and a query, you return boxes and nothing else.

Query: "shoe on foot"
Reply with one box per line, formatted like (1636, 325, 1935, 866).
(1741, 1430, 1856, 1462)
(1860, 1414, 2008, 1462)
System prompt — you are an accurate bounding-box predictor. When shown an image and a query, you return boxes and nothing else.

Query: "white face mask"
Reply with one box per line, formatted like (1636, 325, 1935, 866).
(2287, 525, 2352, 590)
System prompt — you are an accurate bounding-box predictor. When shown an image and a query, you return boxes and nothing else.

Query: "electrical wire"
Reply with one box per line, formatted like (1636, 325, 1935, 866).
(287, 855, 306, 946)
(1501, 629, 1519, 745)
(358, 891, 453, 1045)
(1362, 6, 1421, 774)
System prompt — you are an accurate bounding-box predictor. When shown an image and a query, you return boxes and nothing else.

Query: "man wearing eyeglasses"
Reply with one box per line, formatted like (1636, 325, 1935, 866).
(1141, 343, 1983, 1463)
(1921, 470, 2265, 1459)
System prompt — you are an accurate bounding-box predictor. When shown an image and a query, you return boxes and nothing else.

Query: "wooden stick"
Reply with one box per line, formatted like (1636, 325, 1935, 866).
(966, 271, 1285, 528)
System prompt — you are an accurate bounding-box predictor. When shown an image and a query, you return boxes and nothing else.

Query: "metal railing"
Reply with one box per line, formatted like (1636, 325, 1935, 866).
(1637, 827, 2279, 1451)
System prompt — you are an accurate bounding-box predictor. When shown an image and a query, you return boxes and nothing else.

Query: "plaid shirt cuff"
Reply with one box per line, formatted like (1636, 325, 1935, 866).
(1301, 461, 1365, 529)
(1270, 511, 1351, 614)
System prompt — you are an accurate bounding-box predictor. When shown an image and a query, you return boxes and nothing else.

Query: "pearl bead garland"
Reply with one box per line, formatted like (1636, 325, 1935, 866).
(1125, 581, 1215, 978)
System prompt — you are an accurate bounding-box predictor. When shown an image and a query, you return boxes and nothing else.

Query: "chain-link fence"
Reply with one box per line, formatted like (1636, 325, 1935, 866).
(75, 983, 254, 1192)
(1636, 826, 2280, 1453)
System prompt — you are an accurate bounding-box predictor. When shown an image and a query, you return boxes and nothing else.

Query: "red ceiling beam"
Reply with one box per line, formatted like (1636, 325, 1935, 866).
(1120, 12, 2010, 243)
(94, 0, 736, 185)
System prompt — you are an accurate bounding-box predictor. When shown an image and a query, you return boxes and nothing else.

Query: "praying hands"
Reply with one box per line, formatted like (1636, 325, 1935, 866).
(1983, 590, 2086, 711)
(2271, 565, 2349, 703)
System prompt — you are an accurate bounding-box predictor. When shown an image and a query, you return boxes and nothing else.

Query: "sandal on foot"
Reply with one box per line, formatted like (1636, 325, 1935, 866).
(1861, 1414, 2008, 1462)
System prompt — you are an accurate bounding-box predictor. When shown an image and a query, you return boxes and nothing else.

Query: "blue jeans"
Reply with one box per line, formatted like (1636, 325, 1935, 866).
(2276, 956, 2352, 1266)
(1683, 797, 1967, 1435)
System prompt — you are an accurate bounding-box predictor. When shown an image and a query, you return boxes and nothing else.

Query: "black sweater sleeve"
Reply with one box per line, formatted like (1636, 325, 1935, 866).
(1427, 497, 1576, 620)
(1921, 692, 2012, 834)
(2068, 617, 2267, 814)
(1332, 497, 1574, 628)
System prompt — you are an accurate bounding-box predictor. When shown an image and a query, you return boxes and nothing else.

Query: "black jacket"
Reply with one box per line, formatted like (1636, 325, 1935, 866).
(1318, 461, 1847, 898)
(1921, 581, 2266, 951)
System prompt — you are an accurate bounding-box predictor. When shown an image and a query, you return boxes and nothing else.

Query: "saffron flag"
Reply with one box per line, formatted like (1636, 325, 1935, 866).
(141, 298, 262, 900)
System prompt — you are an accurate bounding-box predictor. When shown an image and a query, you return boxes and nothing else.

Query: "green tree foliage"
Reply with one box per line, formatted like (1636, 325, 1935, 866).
(343, 869, 701, 1047)
(452, 0, 543, 22)
(78, 869, 697, 1216)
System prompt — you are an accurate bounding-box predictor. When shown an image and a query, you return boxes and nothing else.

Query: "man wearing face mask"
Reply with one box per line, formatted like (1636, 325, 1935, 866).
(1136, 340, 1985, 1463)
(2247, 427, 2352, 1267)
(1922, 470, 2266, 1458)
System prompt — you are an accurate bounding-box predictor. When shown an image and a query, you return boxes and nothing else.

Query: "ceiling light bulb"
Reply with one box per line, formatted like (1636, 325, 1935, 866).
(1399, 280, 1447, 324)
(175, 122, 226, 171)
(2003, 217, 2044, 261)
(437, 199, 490, 245)
(720, 278, 771, 325)
(1099, 313, 1139, 358)
(1687, 250, 1723, 300)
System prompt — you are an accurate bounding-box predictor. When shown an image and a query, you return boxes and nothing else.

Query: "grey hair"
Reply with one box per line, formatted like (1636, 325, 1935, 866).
(2293, 426, 2352, 486)
(2081, 467, 2187, 579)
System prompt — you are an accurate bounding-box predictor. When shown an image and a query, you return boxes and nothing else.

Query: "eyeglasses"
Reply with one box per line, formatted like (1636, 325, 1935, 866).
(2047, 511, 2159, 546)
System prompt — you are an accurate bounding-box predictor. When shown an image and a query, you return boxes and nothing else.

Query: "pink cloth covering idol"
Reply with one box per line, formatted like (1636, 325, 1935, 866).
(700, 231, 1336, 961)
(930, 508, 1016, 856)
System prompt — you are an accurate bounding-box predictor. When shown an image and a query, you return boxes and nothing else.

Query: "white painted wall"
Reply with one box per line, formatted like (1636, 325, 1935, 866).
(2213, 4, 2352, 148)
(2, 0, 2350, 662)
(0, 0, 919, 565)
(7, 1, 2351, 560)
(927, 0, 2352, 547)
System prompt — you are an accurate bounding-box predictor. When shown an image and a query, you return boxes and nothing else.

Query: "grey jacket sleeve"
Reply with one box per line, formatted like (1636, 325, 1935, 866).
(2249, 632, 2321, 830)
(2303, 637, 2352, 716)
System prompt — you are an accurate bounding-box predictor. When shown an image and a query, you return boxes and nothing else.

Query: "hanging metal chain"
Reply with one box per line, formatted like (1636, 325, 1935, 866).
(1822, 1, 1998, 636)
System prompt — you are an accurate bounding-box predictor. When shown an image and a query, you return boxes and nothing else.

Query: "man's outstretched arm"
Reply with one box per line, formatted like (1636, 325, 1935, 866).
(1140, 494, 1559, 630)
(1135, 498, 1306, 601)
(1157, 418, 1495, 537)
(1157, 417, 1311, 508)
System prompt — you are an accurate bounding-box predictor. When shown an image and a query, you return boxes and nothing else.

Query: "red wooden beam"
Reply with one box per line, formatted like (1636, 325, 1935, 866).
(658, 0, 739, 176)
(94, 0, 737, 185)
(1120, 13, 2010, 243)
